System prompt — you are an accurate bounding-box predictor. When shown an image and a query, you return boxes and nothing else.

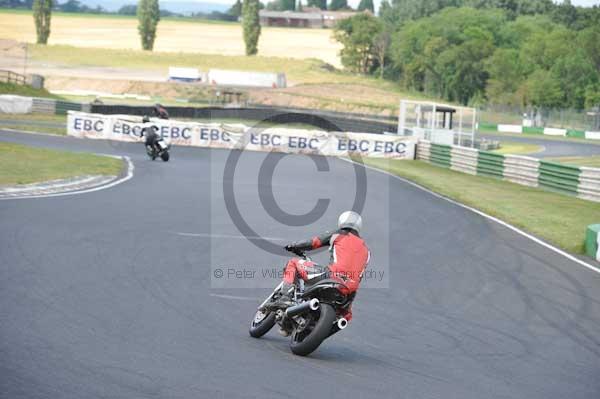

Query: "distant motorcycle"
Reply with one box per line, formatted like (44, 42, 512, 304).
(146, 136, 171, 162)
(249, 247, 352, 356)
(142, 122, 170, 162)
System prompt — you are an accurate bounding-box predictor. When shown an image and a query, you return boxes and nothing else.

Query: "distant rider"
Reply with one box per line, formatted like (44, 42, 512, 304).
(281, 211, 370, 324)
(140, 115, 159, 151)
(153, 103, 169, 120)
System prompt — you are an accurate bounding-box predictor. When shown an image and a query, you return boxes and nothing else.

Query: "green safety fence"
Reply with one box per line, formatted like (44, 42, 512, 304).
(479, 122, 498, 130)
(477, 151, 504, 178)
(538, 160, 580, 195)
(55, 101, 83, 115)
(429, 143, 452, 167)
(523, 126, 544, 134)
(566, 129, 585, 139)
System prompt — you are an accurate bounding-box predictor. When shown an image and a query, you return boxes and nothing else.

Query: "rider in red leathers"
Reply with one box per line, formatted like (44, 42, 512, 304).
(281, 211, 370, 323)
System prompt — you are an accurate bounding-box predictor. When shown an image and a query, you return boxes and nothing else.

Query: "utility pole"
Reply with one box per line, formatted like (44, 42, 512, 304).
(22, 42, 28, 77)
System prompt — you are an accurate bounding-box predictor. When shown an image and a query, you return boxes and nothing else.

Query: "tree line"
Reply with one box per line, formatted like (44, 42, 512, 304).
(334, 0, 600, 110)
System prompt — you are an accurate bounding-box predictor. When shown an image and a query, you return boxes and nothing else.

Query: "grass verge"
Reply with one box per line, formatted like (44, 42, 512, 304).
(0, 141, 122, 185)
(0, 82, 62, 99)
(492, 141, 543, 155)
(548, 156, 600, 168)
(478, 129, 600, 145)
(0, 113, 67, 135)
(361, 158, 600, 254)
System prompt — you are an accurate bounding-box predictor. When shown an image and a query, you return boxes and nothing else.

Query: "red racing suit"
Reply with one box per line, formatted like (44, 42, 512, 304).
(283, 228, 370, 321)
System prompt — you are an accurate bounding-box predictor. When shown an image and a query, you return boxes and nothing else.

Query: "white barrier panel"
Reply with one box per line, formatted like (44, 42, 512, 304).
(207, 69, 286, 88)
(168, 67, 202, 82)
(67, 111, 416, 159)
(498, 124, 523, 133)
(0, 95, 33, 114)
(586, 131, 600, 140)
(543, 127, 567, 136)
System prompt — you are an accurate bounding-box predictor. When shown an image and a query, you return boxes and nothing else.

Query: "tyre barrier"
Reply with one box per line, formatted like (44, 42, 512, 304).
(416, 140, 600, 202)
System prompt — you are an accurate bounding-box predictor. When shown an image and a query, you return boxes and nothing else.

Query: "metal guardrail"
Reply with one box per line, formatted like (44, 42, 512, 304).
(417, 140, 599, 202)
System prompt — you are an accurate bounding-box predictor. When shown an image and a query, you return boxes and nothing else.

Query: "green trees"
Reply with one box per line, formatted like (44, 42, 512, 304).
(329, 0, 348, 11)
(357, 0, 374, 13)
(33, 0, 52, 45)
(390, 8, 503, 103)
(332, 2, 599, 109)
(137, 0, 160, 51)
(333, 13, 382, 74)
(228, 0, 243, 17)
(242, 0, 261, 56)
(306, 0, 326, 9)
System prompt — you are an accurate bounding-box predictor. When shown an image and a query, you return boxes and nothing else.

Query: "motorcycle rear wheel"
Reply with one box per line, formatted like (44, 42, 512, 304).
(249, 310, 276, 338)
(289, 303, 336, 356)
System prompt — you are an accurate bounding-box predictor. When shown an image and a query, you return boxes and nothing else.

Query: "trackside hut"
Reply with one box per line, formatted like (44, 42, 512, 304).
(259, 10, 323, 28)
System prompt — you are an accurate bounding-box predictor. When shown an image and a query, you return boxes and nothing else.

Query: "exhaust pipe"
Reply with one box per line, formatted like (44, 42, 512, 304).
(336, 317, 348, 330)
(285, 298, 319, 318)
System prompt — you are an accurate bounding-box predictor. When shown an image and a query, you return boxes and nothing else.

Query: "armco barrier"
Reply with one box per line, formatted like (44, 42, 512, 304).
(416, 140, 600, 202)
(578, 167, 600, 202)
(429, 143, 452, 167)
(450, 146, 478, 175)
(31, 98, 55, 114)
(538, 160, 580, 195)
(477, 151, 504, 178)
(416, 140, 431, 161)
(503, 155, 539, 187)
(488, 124, 599, 140)
(55, 100, 83, 115)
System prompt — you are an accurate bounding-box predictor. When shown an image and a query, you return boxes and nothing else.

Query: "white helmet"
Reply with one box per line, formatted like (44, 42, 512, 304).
(338, 211, 362, 233)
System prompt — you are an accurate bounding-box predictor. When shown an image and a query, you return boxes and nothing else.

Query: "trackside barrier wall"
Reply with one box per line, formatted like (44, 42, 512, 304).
(538, 161, 580, 195)
(0, 95, 84, 115)
(66, 111, 416, 159)
(477, 151, 504, 179)
(485, 122, 596, 140)
(416, 140, 600, 202)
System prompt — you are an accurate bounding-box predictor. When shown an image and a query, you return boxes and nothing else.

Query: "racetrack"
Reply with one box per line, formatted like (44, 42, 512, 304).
(482, 133, 600, 158)
(1, 130, 600, 399)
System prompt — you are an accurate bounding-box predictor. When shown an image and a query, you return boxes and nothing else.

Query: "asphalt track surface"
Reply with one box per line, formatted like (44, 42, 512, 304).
(482, 133, 600, 158)
(1, 130, 600, 399)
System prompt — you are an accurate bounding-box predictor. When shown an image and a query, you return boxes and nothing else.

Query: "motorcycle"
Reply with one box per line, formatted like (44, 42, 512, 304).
(146, 136, 171, 162)
(249, 247, 353, 356)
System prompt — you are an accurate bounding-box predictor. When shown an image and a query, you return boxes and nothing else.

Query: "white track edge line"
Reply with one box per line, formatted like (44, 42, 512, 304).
(0, 156, 134, 200)
(339, 157, 600, 275)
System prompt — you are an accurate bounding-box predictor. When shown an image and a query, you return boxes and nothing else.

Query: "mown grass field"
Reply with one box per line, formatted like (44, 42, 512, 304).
(0, 9, 343, 68)
(0, 141, 122, 185)
(362, 158, 600, 254)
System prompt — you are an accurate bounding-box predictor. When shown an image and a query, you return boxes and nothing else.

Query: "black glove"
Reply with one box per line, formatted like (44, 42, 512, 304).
(284, 244, 297, 253)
